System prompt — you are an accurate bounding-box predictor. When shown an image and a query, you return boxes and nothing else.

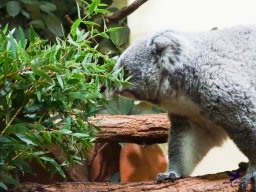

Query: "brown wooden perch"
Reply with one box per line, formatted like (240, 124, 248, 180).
(15, 114, 254, 191)
(17, 170, 252, 192)
(89, 113, 170, 144)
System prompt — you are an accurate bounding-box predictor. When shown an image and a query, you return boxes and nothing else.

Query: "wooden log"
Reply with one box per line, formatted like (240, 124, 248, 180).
(16, 170, 253, 192)
(15, 114, 254, 191)
(89, 113, 170, 144)
(20, 114, 170, 183)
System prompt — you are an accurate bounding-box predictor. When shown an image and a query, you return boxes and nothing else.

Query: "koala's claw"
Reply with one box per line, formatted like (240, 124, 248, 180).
(238, 162, 249, 172)
(239, 171, 256, 192)
(156, 171, 178, 183)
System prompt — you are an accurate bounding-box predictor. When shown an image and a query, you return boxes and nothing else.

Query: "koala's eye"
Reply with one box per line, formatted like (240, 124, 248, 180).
(123, 67, 133, 79)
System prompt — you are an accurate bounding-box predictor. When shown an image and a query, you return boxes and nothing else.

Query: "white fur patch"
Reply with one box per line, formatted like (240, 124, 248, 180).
(159, 92, 201, 117)
(161, 92, 228, 175)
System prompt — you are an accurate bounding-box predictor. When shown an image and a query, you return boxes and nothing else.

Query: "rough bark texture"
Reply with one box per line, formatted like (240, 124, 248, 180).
(89, 114, 170, 144)
(16, 171, 253, 192)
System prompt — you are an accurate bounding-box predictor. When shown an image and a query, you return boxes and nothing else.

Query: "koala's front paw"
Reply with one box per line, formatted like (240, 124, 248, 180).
(238, 162, 249, 172)
(239, 168, 256, 192)
(156, 171, 180, 183)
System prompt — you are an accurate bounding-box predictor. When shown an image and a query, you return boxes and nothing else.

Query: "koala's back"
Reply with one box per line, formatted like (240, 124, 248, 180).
(182, 26, 256, 128)
(185, 25, 256, 77)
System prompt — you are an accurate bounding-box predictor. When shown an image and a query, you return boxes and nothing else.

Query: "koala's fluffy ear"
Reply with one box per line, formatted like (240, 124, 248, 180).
(149, 31, 181, 56)
(149, 31, 183, 71)
(151, 35, 172, 53)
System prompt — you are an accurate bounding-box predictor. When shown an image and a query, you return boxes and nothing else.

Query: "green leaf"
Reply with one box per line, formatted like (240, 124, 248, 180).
(40, 1, 56, 13)
(21, 10, 30, 19)
(32, 151, 47, 156)
(68, 92, 85, 99)
(43, 14, 64, 37)
(24, 103, 41, 113)
(14, 27, 27, 48)
(99, 32, 109, 39)
(108, 27, 122, 32)
(41, 132, 51, 143)
(99, 3, 108, 7)
(0, 182, 8, 190)
(3, 24, 9, 34)
(0, 83, 12, 97)
(0, 173, 19, 185)
(36, 90, 42, 101)
(39, 156, 66, 178)
(95, 8, 110, 14)
(71, 133, 89, 138)
(0, 136, 11, 144)
(7, 123, 29, 134)
(62, 117, 71, 130)
(7, 31, 17, 58)
(56, 74, 64, 89)
(28, 26, 37, 42)
(71, 18, 81, 36)
(20, 0, 32, 3)
(110, 26, 130, 48)
(82, 21, 100, 27)
(58, 129, 72, 134)
(0, 0, 130, 187)
(15, 133, 38, 146)
(31, 65, 54, 84)
(67, 35, 79, 46)
(6, 1, 20, 17)
(98, 39, 118, 55)
(12, 160, 32, 173)
(29, 19, 45, 29)
(88, 0, 100, 14)
(34, 123, 46, 131)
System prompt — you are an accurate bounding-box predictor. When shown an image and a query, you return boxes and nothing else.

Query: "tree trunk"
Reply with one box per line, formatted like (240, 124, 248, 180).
(89, 113, 170, 144)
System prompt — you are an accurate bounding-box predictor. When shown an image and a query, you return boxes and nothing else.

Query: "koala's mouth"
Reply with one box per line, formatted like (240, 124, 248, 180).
(117, 89, 159, 105)
(148, 98, 160, 105)
(116, 89, 138, 100)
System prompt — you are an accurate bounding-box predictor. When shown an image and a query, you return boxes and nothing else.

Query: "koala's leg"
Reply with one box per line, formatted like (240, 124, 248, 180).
(227, 128, 256, 191)
(157, 113, 222, 183)
(239, 164, 256, 192)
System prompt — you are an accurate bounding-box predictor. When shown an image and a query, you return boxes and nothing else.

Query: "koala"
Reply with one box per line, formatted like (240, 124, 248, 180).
(114, 25, 256, 191)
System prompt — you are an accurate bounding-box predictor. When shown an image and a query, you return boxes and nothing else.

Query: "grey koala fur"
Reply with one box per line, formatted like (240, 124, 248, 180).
(114, 25, 256, 191)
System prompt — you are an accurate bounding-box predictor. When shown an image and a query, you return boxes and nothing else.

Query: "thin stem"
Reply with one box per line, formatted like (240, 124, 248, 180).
(1, 106, 22, 135)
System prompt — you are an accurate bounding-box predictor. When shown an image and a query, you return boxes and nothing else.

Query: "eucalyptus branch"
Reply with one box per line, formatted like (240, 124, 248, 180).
(106, 0, 148, 21)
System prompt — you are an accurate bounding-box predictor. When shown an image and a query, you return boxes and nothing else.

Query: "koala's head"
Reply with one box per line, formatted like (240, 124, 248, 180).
(115, 30, 186, 104)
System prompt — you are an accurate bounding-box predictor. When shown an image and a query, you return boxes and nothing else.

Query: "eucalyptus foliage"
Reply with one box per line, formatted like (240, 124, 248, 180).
(0, 0, 75, 39)
(0, 2, 129, 190)
(0, 0, 130, 52)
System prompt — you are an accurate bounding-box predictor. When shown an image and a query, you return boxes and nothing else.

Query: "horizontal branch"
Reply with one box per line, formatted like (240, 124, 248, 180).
(18, 170, 252, 192)
(106, 0, 148, 21)
(89, 114, 170, 144)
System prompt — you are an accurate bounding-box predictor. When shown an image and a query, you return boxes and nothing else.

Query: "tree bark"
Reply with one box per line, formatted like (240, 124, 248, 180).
(106, 0, 148, 21)
(16, 114, 254, 191)
(16, 170, 253, 192)
(89, 113, 170, 144)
